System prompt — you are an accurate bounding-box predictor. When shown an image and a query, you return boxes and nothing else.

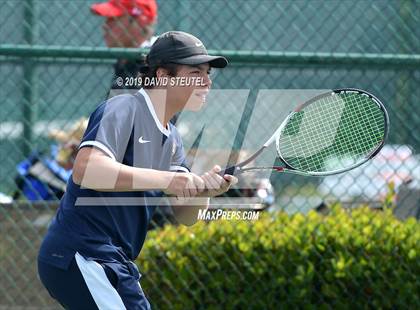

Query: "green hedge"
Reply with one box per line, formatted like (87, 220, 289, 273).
(137, 206, 420, 309)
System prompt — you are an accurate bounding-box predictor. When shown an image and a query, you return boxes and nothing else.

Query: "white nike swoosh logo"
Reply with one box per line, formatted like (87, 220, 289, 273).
(138, 136, 150, 144)
(195, 42, 203, 47)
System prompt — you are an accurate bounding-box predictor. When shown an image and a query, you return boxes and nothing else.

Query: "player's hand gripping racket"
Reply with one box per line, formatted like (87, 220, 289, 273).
(220, 88, 389, 177)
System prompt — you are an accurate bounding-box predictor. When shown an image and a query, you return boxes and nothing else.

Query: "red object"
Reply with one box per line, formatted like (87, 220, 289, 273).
(91, 0, 157, 26)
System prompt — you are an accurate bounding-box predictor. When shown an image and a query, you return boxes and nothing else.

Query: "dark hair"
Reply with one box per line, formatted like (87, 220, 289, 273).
(140, 62, 179, 89)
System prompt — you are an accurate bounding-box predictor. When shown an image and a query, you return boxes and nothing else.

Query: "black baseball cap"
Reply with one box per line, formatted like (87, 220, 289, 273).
(143, 31, 228, 70)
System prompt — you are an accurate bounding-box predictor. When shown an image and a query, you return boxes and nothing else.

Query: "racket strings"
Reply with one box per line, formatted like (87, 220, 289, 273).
(279, 95, 343, 170)
(277, 92, 385, 173)
(340, 94, 384, 155)
(314, 94, 383, 169)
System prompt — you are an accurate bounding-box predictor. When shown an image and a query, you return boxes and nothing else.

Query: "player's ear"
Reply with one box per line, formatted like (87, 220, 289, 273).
(156, 67, 170, 78)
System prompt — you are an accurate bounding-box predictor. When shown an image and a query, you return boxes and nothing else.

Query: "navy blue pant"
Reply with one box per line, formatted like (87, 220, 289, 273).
(38, 253, 151, 309)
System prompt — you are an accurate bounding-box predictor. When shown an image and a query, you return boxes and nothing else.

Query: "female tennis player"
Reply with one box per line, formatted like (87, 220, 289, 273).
(37, 31, 237, 309)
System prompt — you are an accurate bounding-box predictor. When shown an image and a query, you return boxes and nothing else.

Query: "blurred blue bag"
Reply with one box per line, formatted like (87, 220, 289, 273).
(14, 146, 71, 201)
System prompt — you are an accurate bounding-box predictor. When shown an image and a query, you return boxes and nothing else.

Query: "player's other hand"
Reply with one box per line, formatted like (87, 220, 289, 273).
(201, 165, 238, 197)
(164, 172, 205, 197)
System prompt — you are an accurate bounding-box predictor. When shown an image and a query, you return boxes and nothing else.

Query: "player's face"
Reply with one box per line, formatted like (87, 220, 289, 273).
(169, 64, 212, 112)
(102, 16, 149, 47)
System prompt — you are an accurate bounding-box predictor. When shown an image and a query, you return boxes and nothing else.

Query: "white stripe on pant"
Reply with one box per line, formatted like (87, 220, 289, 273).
(75, 252, 126, 310)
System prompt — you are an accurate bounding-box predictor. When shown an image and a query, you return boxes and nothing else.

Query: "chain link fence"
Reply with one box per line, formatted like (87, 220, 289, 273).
(1, 0, 419, 308)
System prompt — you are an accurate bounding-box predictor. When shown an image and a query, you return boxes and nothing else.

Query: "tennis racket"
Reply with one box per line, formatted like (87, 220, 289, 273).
(220, 88, 389, 177)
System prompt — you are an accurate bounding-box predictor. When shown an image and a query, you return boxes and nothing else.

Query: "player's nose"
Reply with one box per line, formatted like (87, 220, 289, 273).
(203, 74, 212, 88)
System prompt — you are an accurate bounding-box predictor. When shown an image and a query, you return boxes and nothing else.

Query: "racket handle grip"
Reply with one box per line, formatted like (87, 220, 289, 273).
(218, 166, 239, 176)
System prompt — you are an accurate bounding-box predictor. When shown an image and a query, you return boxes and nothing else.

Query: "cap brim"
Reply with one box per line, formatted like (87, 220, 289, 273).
(91, 2, 124, 17)
(173, 55, 228, 68)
